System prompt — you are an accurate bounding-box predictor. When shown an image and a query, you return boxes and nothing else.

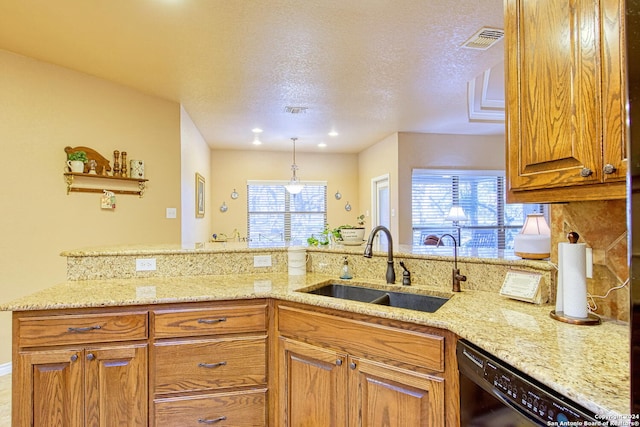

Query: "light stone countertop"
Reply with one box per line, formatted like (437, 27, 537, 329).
(1, 271, 629, 422)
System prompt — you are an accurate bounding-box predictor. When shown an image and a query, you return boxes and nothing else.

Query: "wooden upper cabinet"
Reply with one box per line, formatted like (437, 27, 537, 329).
(505, 0, 627, 203)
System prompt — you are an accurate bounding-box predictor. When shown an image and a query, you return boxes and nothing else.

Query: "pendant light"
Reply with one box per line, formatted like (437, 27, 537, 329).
(284, 137, 304, 194)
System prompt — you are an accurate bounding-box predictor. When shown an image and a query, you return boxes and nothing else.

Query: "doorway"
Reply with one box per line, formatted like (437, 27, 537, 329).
(371, 174, 390, 244)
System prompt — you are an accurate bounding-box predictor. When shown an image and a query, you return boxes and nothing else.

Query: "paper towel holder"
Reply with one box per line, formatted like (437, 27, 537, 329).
(550, 231, 601, 325)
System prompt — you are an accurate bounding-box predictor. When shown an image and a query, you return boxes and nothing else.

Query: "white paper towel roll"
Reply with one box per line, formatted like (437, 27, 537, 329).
(556, 243, 564, 313)
(558, 242, 588, 318)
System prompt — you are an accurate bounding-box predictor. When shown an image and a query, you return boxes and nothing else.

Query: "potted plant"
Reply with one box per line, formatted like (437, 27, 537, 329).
(66, 151, 88, 173)
(335, 214, 366, 243)
(307, 225, 334, 247)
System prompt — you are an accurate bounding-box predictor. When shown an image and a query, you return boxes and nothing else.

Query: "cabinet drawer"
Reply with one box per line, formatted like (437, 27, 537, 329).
(18, 312, 148, 347)
(153, 336, 267, 394)
(153, 303, 267, 338)
(278, 305, 444, 372)
(154, 389, 266, 427)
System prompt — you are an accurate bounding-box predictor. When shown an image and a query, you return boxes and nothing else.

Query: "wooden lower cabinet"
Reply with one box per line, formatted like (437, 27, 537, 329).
(280, 338, 445, 427)
(13, 298, 456, 426)
(13, 309, 149, 427)
(276, 302, 456, 427)
(15, 342, 148, 427)
(351, 357, 445, 427)
(150, 300, 270, 427)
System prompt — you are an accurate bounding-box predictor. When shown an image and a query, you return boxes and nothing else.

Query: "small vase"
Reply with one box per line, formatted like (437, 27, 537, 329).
(66, 160, 85, 173)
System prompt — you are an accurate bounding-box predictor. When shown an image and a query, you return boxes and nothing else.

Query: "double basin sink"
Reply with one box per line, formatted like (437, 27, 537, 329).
(300, 283, 450, 313)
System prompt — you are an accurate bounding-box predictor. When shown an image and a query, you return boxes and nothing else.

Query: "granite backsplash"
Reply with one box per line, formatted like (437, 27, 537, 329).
(550, 200, 629, 321)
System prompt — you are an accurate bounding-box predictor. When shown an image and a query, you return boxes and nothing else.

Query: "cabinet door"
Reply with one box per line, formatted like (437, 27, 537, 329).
(15, 348, 84, 427)
(600, 0, 628, 183)
(278, 338, 348, 427)
(84, 344, 148, 427)
(349, 357, 445, 427)
(504, 0, 626, 203)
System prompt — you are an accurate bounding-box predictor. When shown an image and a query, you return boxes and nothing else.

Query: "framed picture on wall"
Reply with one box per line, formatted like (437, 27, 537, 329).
(196, 172, 205, 218)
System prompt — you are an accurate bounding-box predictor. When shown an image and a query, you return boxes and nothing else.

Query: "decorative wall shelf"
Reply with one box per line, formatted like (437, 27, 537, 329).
(64, 173, 148, 197)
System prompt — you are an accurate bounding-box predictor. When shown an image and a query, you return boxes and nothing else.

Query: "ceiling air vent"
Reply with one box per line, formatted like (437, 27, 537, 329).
(461, 27, 504, 50)
(284, 106, 308, 114)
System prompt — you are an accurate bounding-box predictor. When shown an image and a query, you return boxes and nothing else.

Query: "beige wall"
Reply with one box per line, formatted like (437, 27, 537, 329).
(358, 133, 399, 241)
(181, 106, 212, 244)
(209, 149, 360, 241)
(357, 132, 506, 245)
(0, 50, 182, 363)
(397, 132, 506, 243)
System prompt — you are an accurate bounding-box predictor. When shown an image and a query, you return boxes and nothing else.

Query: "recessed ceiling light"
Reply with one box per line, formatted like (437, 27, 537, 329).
(318, 142, 327, 148)
(252, 128, 263, 133)
(252, 137, 262, 146)
(328, 131, 339, 137)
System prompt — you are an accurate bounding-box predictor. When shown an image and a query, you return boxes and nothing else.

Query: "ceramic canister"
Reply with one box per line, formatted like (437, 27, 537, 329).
(130, 160, 145, 178)
(288, 246, 308, 276)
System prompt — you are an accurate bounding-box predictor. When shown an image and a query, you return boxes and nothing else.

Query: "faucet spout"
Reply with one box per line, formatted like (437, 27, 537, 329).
(437, 233, 466, 292)
(363, 225, 395, 284)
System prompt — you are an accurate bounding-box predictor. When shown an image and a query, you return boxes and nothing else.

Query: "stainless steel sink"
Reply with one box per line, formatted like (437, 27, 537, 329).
(302, 283, 449, 313)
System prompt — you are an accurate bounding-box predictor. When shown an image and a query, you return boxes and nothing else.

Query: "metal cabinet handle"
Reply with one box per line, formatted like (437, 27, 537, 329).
(580, 167, 593, 177)
(603, 164, 617, 174)
(349, 362, 357, 370)
(68, 325, 101, 333)
(86, 353, 95, 361)
(198, 361, 227, 369)
(70, 354, 78, 362)
(198, 416, 227, 424)
(197, 318, 227, 324)
(336, 359, 343, 366)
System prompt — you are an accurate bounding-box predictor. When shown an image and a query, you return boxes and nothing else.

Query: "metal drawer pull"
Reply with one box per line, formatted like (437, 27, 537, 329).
(603, 164, 617, 174)
(87, 353, 95, 361)
(198, 416, 227, 424)
(67, 325, 101, 333)
(198, 361, 227, 369)
(70, 354, 78, 362)
(197, 317, 227, 324)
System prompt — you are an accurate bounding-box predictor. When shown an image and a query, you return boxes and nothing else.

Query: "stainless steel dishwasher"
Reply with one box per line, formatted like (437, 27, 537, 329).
(457, 339, 598, 426)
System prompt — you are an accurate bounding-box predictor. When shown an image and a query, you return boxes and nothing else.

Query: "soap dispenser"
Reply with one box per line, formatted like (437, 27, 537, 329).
(340, 256, 353, 279)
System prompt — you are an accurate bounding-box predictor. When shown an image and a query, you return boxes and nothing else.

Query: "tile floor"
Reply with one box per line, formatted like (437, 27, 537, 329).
(0, 374, 10, 426)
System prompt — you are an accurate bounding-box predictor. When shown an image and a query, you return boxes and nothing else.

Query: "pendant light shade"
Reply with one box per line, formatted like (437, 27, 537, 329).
(284, 137, 304, 194)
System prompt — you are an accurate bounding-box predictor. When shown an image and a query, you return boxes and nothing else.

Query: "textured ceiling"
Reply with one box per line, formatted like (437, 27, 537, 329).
(0, 0, 505, 153)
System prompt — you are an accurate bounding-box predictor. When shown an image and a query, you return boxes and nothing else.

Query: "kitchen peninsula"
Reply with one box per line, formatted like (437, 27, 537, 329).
(3, 243, 629, 426)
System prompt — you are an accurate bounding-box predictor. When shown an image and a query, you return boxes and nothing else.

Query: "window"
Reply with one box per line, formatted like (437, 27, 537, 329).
(411, 170, 546, 249)
(247, 181, 327, 246)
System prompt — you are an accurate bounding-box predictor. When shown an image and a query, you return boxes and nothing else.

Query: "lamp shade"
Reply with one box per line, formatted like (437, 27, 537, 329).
(445, 206, 467, 222)
(284, 177, 304, 194)
(514, 213, 551, 259)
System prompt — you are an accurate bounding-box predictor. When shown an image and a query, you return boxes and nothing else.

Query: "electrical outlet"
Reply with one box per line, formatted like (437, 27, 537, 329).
(253, 255, 272, 268)
(166, 208, 177, 219)
(136, 258, 157, 271)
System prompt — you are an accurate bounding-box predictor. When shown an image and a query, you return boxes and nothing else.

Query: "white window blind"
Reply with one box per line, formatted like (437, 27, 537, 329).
(411, 170, 546, 249)
(247, 181, 327, 246)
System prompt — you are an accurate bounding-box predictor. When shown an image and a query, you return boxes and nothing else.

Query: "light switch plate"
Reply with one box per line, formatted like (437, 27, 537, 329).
(166, 208, 177, 219)
(136, 258, 157, 271)
(253, 255, 272, 267)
